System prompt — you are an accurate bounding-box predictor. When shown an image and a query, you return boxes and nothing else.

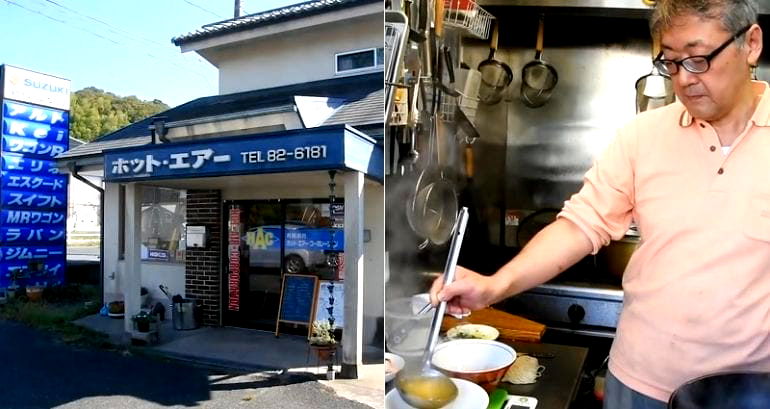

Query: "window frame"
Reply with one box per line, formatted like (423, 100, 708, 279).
(334, 47, 385, 75)
(139, 187, 187, 264)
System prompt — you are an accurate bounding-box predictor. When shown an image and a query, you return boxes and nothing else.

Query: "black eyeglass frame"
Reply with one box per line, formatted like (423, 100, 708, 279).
(653, 24, 753, 76)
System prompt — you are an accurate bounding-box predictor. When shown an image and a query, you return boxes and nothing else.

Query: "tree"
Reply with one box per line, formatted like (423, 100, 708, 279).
(69, 87, 169, 142)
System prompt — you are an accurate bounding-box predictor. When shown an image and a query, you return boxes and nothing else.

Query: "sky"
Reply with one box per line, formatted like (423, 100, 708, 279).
(0, 0, 304, 107)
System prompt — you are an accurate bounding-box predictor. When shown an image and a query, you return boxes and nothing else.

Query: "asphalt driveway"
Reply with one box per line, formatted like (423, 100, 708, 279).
(0, 320, 374, 408)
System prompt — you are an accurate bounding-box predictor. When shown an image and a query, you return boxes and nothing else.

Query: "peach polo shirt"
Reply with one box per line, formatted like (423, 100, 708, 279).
(558, 81, 770, 402)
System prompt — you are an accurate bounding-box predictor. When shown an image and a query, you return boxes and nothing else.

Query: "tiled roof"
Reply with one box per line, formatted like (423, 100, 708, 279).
(58, 73, 382, 161)
(172, 0, 380, 46)
(58, 136, 152, 160)
(323, 87, 382, 126)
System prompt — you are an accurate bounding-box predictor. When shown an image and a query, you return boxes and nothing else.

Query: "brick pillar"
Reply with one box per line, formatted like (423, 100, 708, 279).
(185, 190, 222, 327)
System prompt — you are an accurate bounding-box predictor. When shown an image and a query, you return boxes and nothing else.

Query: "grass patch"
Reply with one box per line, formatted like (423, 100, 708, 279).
(0, 285, 112, 349)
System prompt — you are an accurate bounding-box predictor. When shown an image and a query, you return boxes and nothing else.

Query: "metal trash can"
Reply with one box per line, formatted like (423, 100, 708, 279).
(172, 298, 201, 330)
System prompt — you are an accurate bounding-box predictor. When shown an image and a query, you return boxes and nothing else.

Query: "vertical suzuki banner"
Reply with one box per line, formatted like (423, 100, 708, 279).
(0, 65, 71, 288)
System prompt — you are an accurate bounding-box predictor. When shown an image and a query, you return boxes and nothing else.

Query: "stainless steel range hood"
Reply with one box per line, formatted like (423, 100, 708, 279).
(479, 0, 770, 15)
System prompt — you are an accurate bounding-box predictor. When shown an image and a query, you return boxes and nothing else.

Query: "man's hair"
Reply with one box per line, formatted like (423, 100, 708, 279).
(650, 0, 758, 45)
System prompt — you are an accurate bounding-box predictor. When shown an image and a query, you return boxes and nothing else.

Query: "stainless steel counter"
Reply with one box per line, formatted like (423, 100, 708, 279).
(500, 341, 589, 409)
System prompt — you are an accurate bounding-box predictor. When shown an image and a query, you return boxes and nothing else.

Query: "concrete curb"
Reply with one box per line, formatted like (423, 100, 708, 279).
(132, 347, 287, 375)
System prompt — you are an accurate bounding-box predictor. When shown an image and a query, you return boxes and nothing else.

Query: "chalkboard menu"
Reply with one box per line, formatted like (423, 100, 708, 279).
(274, 274, 319, 337)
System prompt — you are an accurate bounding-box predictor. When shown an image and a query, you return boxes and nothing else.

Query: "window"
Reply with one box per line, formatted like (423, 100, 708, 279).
(335, 47, 384, 74)
(140, 187, 186, 263)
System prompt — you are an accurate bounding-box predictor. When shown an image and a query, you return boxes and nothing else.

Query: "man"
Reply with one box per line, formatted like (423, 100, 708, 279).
(429, 1, 767, 407)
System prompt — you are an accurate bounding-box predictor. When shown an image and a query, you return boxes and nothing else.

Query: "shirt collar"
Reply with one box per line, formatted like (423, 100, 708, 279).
(679, 80, 770, 128)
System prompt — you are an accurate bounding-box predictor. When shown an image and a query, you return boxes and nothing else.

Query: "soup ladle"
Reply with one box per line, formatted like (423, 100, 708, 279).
(395, 207, 469, 408)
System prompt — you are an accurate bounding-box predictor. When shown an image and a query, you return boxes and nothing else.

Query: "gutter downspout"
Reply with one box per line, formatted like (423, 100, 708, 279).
(68, 162, 105, 305)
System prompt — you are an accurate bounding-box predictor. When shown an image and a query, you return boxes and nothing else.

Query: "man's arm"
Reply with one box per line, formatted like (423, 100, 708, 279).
(490, 217, 594, 303)
(432, 217, 594, 314)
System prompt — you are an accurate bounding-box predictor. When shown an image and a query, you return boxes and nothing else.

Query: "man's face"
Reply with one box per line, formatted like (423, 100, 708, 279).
(660, 14, 753, 121)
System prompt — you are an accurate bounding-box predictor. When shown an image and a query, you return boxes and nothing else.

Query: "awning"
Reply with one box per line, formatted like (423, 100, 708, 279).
(102, 124, 383, 183)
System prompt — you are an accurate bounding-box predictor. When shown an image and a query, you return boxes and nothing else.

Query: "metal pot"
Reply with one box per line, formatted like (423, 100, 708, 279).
(596, 236, 638, 278)
(669, 372, 770, 409)
(515, 209, 638, 278)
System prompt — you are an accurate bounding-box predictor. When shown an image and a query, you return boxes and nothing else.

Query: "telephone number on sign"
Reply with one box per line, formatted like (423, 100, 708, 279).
(240, 145, 327, 163)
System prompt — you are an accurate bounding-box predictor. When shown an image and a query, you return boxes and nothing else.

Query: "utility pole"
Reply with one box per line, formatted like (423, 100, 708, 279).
(234, 0, 244, 17)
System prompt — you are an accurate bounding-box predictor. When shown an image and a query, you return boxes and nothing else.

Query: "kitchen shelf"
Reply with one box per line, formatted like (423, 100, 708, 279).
(444, 0, 494, 39)
(478, 0, 770, 15)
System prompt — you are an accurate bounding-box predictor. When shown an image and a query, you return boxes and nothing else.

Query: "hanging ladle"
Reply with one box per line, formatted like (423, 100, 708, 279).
(394, 207, 470, 409)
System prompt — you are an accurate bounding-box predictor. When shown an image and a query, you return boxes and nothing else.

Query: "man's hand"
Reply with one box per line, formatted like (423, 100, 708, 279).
(428, 266, 499, 316)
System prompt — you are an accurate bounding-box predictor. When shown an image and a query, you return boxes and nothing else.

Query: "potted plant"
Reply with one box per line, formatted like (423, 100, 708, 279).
(131, 311, 157, 333)
(26, 285, 44, 302)
(309, 320, 338, 360)
(107, 301, 125, 318)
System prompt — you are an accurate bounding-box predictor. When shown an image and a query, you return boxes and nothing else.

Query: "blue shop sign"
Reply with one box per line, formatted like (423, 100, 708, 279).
(0, 209, 66, 226)
(1, 153, 60, 175)
(104, 125, 383, 182)
(2, 134, 68, 160)
(0, 259, 65, 287)
(1, 173, 67, 193)
(2, 100, 69, 126)
(0, 227, 65, 244)
(0, 189, 66, 210)
(0, 245, 65, 262)
(2, 119, 68, 145)
(0, 94, 70, 288)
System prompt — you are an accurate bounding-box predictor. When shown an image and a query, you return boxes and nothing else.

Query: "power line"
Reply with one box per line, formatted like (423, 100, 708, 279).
(3, 0, 119, 44)
(29, 0, 218, 79)
(3, 0, 216, 87)
(40, 0, 169, 49)
(181, 0, 226, 19)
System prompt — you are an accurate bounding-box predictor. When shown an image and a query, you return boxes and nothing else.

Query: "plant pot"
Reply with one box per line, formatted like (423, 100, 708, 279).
(108, 301, 125, 318)
(26, 287, 43, 302)
(136, 321, 150, 333)
(311, 344, 337, 361)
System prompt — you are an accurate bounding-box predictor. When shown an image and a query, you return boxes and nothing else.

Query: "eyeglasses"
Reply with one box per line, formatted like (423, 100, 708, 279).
(653, 25, 752, 76)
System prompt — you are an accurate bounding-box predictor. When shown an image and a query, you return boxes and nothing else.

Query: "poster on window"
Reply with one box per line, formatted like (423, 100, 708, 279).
(330, 203, 344, 228)
(314, 280, 344, 329)
(228, 207, 241, 311)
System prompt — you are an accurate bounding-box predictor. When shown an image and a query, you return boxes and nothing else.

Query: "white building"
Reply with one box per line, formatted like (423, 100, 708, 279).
(57, 0, 383, 378)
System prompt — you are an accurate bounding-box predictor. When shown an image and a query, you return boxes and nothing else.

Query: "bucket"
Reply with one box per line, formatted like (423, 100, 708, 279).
(172, 298, 202, 330)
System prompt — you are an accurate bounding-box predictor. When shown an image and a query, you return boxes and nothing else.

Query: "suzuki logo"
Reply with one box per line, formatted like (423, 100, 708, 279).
(23, 79, 69, 95)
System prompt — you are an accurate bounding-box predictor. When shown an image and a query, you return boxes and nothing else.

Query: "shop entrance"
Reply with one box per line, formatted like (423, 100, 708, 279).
(223, 199, 344, 332)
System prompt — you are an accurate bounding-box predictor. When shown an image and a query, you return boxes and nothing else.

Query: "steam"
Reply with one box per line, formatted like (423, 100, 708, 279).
(385, 170, 430, 300)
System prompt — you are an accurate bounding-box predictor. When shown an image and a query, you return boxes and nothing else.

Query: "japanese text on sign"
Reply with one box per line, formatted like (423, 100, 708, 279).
(0, 246, 65, 261)
(111, 148, 232, 176)
(1, 210, 66, 226)
(0, 227, 65, 244)
(228, 208, 241, 312)
(2, 154, 60, 175)
(2, 174, 67, 192)
(1, 93, 69, 288)
(110, 145, 329, 178)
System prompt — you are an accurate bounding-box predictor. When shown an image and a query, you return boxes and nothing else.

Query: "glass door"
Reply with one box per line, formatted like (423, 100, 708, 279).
(223, 200, 345, 331)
